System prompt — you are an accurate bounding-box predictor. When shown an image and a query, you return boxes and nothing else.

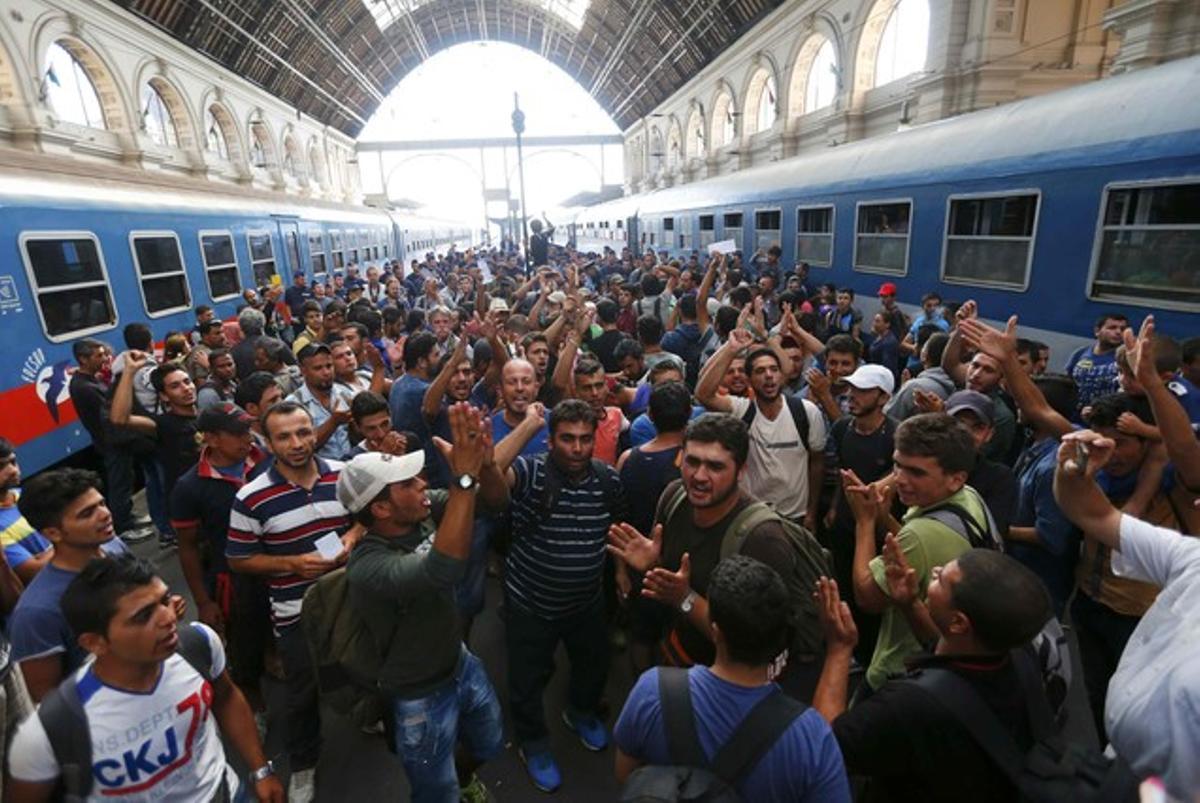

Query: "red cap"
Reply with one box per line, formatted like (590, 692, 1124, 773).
(878, 282, 897, 296)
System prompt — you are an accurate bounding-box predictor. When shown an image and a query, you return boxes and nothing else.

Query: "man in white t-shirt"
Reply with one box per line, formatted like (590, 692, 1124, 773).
(7, 554, 283, 803)
(696, 328, 826, 528)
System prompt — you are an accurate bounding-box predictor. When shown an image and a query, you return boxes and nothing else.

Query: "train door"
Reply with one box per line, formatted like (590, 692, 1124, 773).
(275, 218, 303, 282)
(625, 215, 639, 254)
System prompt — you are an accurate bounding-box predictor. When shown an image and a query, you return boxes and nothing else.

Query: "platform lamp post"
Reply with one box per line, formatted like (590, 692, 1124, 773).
(511, 92, 530, 274)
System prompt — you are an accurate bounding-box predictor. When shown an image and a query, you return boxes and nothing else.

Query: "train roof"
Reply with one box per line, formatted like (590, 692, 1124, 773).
(582, 55, 1200, 219)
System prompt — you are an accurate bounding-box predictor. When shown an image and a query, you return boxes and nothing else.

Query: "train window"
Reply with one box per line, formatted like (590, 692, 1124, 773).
(854, 200, 911, 275)
(663, 217, 675, 232)
(130, 233, 191, 316)
(309, 232, 327, 277)
(199, 231, 241, 301)
(20, 233, 117, 341)
(1089, 181, 1200, 310)
(679, 218, 692, 251)
(754, 209, 781, 253)
(796, 205, 834, 267)
(246, 231, 277, 287)
(331, 230, 345, 269)
(722, 213, 743, 252)
(942, 192, 1039, 290)
(699, 214, 715, 248)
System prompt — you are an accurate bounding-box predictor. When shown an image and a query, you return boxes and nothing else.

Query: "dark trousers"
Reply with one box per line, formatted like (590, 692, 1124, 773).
(1071, 591, 1141, 742)
(276, 624, 321, 769)
(101, 448, 136, 532)
(226, 574, 272, 692)
(505, 597, 609, 752)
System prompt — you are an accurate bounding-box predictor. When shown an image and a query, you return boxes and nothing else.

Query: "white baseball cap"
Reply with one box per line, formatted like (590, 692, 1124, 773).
(336, 451, 425, 514)
(840, 364, 895, 395)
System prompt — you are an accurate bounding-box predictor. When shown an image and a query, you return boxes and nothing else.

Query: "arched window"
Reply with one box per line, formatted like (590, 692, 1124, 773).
(249, 123, 268, 167)
(141, 82, 178, 147)
(283, 135, 302, 179)
(875, 0, 930, 87)
(205, 107, 230, 160)
(806, 40, 838, 112)
(43, 42, 105, 129)
(686, 110, 705, 160)
(712, 92, 735, 148)
(756, 74, 777, 132)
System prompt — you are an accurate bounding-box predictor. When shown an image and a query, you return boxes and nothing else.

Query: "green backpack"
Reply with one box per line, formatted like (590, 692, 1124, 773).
(657, 483, 832, 664)
(301, 567, 392, 733)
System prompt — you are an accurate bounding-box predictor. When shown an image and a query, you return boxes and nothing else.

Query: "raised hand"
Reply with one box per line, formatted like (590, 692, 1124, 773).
(607, 522, 662, 573)
(882, 533, 919, 606)
(814, 577, 858, 651)
(1122, 315, 1159, 389)
(913, 388, 944, 414)
(805, 367, 831, 397)
(642, 553, 692, 608)
(727, 326, 754, 351)
(959, 314, 1019, 362)
(433, 403, 490, 479)
(955, 299, 978, 324)
(1057, 429, 1115, 478)
(840, 468, 881, 523)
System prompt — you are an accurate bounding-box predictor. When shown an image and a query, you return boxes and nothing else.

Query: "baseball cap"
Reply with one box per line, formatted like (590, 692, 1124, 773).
(946, 390, 995, 426)
(336, 450, 426, 514)
(841, 364, 895, 395)
(547, 291, 567, 304)
(488, 297, 511, 313)
(878, 282, 898, 297)
(197, 402, 254, 434)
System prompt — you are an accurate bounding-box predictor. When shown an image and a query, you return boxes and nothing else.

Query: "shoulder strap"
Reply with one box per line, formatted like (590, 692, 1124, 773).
(657, 668, 706, 767)
(176, 623, 216, 681)
(592, 459, 620, 512)
(905, 668, 1027, 786)
(710, 690, 806, 784)
(655, 481, 689, 528)
(784, 395, 812, 450)
(721, 502, 778, 561)
(922, 497, 999, 550)
(741, 401, 757, 426)
(38, 674, 93, 801)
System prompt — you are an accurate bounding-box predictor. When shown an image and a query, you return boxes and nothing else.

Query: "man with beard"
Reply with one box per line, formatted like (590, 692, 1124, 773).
(349, 392, 409, 457)
(607, 413, 824, 699)
(520, 331, 558, 406)
(197, 348, 239, 409)
(389, 331, 441, 442)
(288, 343, 354, 461)
(0, 439, 54, 583)
(492, 360, 549, 458)
(697, 329, 826, 529)
(226, 402, 364, 803)
(422, 337, 477, 488)
(1065, 312, 1128, 415)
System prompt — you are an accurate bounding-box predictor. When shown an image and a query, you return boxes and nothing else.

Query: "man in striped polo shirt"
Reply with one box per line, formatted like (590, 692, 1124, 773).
(227, 400, 364, 803)
(496, 399, 627, 793)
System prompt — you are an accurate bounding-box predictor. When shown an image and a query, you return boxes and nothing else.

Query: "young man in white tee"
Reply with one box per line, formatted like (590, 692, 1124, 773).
(7, 554, 283, 803)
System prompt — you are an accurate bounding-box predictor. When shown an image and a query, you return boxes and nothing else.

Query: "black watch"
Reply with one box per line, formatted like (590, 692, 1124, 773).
(454, 473, 479, 491)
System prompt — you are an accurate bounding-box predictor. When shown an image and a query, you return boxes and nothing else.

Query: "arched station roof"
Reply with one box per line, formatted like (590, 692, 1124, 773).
(109, 0, 785, 136)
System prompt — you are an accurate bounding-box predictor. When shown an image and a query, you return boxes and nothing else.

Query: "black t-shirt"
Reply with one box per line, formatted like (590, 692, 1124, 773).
(968, 458, 1018, 537)
(833, 653, 1032, 803)
(657, 482, 794, 666)
(170, 459, 250, 579)
(68, 373, 107, 444)
(830, 415, 897, 529)
(154, 411, 200, 494)
(585, 328, 626, 373)
(530, 232, 551, 266)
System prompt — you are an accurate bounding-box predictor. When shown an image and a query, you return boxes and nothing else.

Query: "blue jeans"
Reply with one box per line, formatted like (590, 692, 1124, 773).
(392, 649, 503, 803)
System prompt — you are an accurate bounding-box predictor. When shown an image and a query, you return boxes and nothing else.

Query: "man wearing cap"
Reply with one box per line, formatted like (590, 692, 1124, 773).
(343, 403, 506, 803)
(226, 401, 363, 802)
(826, 364, 897, 663)
(944, 390, 1018, 538)
(171, 403, 271, 712)
(289, 342, 354, 461)
(876, 282, 910, 341)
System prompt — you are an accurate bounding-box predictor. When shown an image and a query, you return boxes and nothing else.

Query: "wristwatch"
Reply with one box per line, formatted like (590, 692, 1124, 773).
(679, 590, 697, 614)
(250, 761, 275, 783)
(454, 473, 479, 491)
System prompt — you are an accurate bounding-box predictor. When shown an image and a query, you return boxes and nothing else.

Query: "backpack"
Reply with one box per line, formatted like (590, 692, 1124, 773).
(914, 487, 1004, 552)
(38, 624, 215, 802)
(672, 327, 716, 391)
(906, 650, 1139, 803)
(657, 484, 832, 664)
(740, 395, 813, 456)
(301, 564, 395, 735)
(620, 668, 806, 803)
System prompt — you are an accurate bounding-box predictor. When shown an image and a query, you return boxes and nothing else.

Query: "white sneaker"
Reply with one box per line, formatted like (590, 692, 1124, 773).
(118, 526, 155, 544)
(288, 768, 316, 803)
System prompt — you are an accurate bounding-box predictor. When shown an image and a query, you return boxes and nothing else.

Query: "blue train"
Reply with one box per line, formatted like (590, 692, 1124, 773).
(0, 158, 473, 473)
(568, 55, 1200, 357)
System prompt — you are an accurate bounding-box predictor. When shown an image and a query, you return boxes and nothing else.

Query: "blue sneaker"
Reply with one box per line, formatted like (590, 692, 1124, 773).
(561, 710, 609, 751)
(519, 748, 562, 793)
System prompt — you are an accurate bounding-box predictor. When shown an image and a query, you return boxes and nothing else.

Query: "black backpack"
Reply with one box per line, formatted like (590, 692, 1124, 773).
(906, 650, 1138, 803)
(740, 395, 812, 452)
(37, 624, 216, 802)
(620, 668, 806, 803)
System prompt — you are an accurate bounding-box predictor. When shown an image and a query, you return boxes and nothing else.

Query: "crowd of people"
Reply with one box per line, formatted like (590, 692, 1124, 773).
(0, 236, 1197, 802)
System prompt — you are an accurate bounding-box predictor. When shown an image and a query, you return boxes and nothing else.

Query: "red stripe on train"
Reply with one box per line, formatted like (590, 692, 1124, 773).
(0, 383, 79, 446)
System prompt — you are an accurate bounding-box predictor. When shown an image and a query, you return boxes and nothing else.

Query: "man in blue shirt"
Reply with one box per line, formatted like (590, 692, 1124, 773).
(900, 292, 950, 373)
(615, 556, 850, 802)
(1064, 312, 1127, 415)
(491, 360, 550, 458)
(10, 469, 131, 702)
(0, 440, 53, 583)
(388, 331, 441, 442)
